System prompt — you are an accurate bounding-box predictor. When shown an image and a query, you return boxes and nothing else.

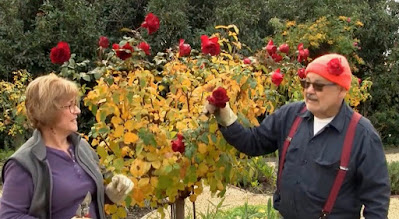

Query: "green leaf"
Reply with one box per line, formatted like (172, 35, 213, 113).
(113, 158, 124, 171)
(98, 126, 110, 134)
(210, 133, 217, 143)
(138, 128, 157, 146)
(158, 175, 172, 189)
(199, 133, 209, 144)
(136, 144, 143, 155)
(110, 141, 121, 157)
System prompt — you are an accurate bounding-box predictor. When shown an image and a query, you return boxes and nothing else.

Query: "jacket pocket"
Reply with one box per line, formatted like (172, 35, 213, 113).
(308, 158, 340, 199)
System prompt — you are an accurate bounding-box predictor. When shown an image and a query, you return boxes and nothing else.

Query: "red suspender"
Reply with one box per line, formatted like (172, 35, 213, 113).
(320, 111, 362, 219)
(277, 107, 362, 219)
(277, 106, 307, 190)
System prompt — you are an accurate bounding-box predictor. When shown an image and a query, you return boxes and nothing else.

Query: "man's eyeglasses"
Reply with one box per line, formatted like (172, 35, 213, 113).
(300, 79, 336, 92)
(61, 102, 80, 113)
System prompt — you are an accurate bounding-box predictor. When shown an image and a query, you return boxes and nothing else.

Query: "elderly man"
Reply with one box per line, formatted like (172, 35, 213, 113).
(205, 54, 390, 218)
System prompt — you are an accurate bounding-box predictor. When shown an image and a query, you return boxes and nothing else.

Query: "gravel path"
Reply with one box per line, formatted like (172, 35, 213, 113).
(143, 148, 399, 219)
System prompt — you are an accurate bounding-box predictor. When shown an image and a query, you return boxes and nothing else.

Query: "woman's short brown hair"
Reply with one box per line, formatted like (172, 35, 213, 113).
(25, 73, 80, 129)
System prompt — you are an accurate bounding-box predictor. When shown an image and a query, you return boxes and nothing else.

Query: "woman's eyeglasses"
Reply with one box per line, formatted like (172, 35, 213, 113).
(300, 79, 336, 92)
(61, 102, 80, 113)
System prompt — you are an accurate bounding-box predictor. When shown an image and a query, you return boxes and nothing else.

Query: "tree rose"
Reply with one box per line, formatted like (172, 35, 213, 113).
(98, 36, 109, 48)
(112, 43, 133, 60)
(297, 68, 306, 79)
(50, 41, 71, 64)
(201, 35, 220, 56)
(141, 13, 160, 35)
(279, 43, 289, 54)
(179, 39, 191, 57)
(171, 133, 185, 153)
(297, 43, 309, 63)
(207, 87, 229, 108)
(138, 42, 151, 55)
(271, 68, 283, 86)
(266, 40, 277, 55)
(272, 53, 282, 62)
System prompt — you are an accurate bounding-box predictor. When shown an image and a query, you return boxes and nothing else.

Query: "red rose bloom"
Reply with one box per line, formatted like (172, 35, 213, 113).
(113, 43, 133, 60)
(138, 42, 151, 55)
(141, 13, 160, 35)
(207, 87, 230, 108)
(201, 35, 220, 56)
(279, 43, 290, 54)
(50, 41, 71, 64)
(243, 58, 251, 64)
(98, 36, 109, 48)
(272, 53, 282, 62)
(171, 133, 185, 153)
(179, 39, 191, 57)
(271, 69, 284, 86)
(297, 68, 306, 79)
(327, 58, 344, 76)
(297, 43, 309, 63)
(266, 40, 277, 55)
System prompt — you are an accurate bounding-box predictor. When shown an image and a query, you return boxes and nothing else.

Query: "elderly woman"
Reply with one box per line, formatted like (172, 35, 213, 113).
(0, 74, 133, 219)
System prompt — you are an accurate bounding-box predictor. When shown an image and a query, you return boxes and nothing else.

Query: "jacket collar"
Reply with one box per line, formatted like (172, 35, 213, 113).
(299, 101, 352, 133)
(31, 129, 82, 162)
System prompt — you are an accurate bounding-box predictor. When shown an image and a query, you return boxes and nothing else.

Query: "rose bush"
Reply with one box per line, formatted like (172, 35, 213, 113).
(82, 22, 371, 218)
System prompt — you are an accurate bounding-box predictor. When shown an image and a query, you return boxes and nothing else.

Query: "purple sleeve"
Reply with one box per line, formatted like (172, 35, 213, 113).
(0, 160, 37, 219)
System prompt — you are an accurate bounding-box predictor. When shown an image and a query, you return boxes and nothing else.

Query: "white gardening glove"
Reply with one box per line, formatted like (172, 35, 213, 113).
(203, 102, 238, 127)
(105, 174, 134, 204)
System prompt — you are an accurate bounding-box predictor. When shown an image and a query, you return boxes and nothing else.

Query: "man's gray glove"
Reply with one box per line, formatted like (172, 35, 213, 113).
(203, 102, 237, 127)
(105, 174, 134, 204)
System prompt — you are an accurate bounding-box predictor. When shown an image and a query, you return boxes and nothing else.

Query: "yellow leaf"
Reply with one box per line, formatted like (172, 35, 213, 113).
(217, 180, 224, 190)
(228, 24, 239, 34)
(124, 132, 138, 144)
(130, 159, 151, 177)
(132, 188, 145, 203)
(114, 125, 124, 138)
(111, 116, 123, 127)
(159, 84, 166, 91)
(150, 177, 158, 187)
(125, 120, 135, 131)
(138, 177, 150, 187)
(116, 207, 127, 218)
(182, 79, 191, 87)
(152, 160, 161, 169)
(121, 146, 130, 157)
(215, 25, 229, 29)
(197, 162, 208, 176)
(189, 194, 197, 202)
(105, 204, 117, 214)
(198, 143, 207, 154)
(92, 138, 99, 146)
(199, 114, 209, 122)
(209, 122, 218, 133)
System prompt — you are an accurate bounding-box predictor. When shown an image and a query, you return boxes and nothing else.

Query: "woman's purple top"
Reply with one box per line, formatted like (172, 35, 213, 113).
(0, 145, 98, 219)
